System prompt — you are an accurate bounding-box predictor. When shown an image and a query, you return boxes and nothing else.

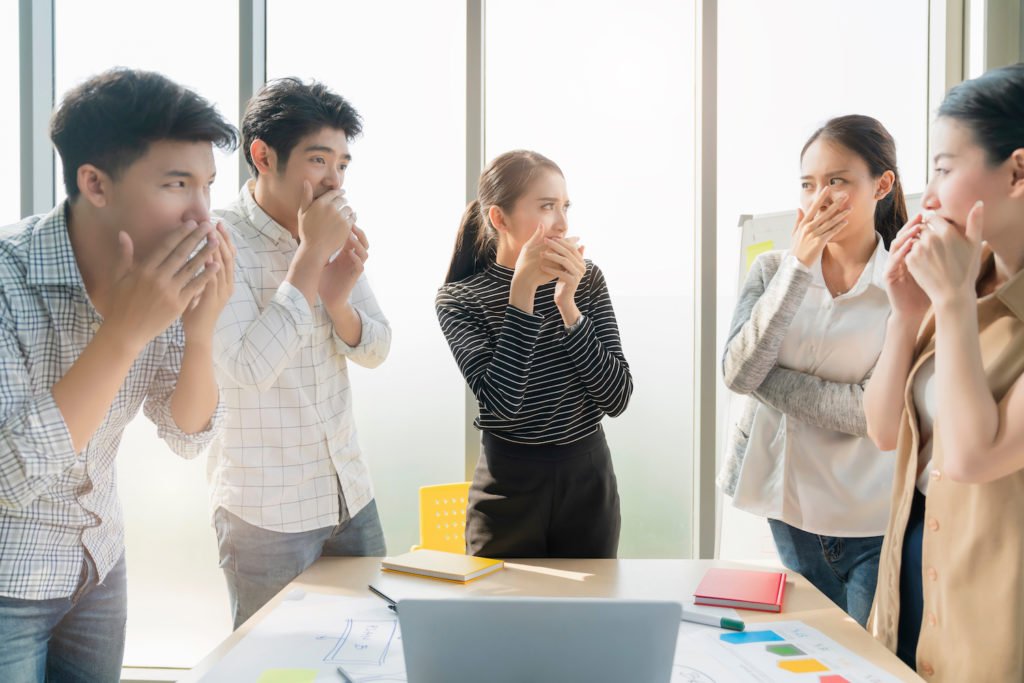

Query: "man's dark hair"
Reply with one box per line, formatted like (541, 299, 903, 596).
(50, 68, 238, 200)
(241, 78, 362, 177)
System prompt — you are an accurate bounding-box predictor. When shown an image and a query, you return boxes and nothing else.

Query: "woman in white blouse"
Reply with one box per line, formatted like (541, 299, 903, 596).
(719, 115, 906, 626)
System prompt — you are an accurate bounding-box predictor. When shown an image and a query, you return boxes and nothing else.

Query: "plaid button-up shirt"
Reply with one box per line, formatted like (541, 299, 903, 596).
(0, 204, 223, 599)
(209, 183, 391, 533)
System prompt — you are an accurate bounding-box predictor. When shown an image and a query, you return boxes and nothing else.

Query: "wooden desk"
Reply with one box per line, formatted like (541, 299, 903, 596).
(183, 558, 923, 682)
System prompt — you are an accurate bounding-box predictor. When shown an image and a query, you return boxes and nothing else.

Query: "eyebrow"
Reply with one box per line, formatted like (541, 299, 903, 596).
(933, 153, 956, 162)
(800, 169, 851, 179)
(303, 144, 352, 161)
(165, 170, 217, 180)
(537, 197, 568, 202)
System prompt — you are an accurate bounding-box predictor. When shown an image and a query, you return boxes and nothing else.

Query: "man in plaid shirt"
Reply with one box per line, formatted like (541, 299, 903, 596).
(0, 69, 237, 681)
(210, 78, 391, 629)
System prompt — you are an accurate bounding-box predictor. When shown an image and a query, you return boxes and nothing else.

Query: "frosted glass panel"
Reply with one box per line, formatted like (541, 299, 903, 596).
(487, 0, 698, 557)
(0, 1, 19, 224)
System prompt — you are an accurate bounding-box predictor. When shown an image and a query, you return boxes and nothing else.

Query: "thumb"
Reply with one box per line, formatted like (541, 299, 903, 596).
(793, 208, 805, 235)
(115, 231, 134, 279)
(965, 200, 984, 245)
(530, 222, 545, 243)
(299, 180, 314, 214)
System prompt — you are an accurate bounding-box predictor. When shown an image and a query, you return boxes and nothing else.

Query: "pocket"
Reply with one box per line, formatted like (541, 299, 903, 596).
(212, 507, 237, 572)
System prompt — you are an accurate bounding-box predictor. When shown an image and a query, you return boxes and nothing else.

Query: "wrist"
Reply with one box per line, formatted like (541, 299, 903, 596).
(559, 303, 581, 327)
(94, 323, 147, 361)
(933, 291, 975, 318)
(509, 277, 537, 314)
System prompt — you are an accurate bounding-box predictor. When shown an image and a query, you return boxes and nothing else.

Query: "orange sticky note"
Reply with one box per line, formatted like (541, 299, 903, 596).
(777, 658, 829, 673)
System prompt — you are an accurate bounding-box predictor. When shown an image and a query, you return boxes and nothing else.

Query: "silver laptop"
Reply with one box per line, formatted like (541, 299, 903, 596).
(397, 597, 681, 683)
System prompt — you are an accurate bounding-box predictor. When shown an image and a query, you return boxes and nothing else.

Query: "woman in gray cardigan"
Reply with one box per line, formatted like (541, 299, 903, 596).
(719, 115, 906, 626)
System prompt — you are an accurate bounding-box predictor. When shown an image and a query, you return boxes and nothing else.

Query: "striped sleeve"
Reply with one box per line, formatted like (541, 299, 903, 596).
(561, 263, 633, 417)
(436, 286, 543, 420)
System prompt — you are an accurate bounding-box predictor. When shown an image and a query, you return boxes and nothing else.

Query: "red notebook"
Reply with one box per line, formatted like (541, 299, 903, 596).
(693, 568, 787, 612)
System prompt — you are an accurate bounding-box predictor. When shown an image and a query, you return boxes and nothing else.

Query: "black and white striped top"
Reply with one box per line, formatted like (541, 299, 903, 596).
(436, 261, 633, 445)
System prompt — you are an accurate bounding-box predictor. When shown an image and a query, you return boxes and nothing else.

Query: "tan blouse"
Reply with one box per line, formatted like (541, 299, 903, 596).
(869, 257, 1024, 681)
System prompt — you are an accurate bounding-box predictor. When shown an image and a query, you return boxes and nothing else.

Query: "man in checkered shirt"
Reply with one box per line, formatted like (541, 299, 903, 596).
(0, 70, 236, 680)
(210, 78, 391, 629)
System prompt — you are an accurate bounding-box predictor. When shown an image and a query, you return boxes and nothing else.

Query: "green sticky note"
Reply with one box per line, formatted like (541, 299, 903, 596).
(766, 643, 805, 656)
(257, 669, 318, 683)
(745, 240, 774, 272)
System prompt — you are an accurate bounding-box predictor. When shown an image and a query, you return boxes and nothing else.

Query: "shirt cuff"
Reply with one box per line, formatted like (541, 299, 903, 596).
(332, 306, 369, 353)
(272, 280, 314, 336)
(153, 398, 226, 458)
(784, 253, 811, 273)
(16, 393, 78, 477)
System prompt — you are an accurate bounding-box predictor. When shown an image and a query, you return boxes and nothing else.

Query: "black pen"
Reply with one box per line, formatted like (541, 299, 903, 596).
(368, 584, 398, 612)
(336, 665, 355, 683)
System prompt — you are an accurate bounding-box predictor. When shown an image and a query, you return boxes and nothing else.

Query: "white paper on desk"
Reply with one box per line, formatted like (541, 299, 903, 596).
(672, 620, 903, 682)
(680, 597, 740, 620)
(197, 593, 407, 682)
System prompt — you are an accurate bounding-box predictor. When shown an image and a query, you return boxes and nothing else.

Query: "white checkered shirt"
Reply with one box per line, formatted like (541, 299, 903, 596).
(0, 204, 224, 599)
(209, 183, 391, 532)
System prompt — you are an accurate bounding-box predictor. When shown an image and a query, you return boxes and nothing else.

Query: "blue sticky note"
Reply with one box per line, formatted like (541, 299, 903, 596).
(720, 630, 784, 645)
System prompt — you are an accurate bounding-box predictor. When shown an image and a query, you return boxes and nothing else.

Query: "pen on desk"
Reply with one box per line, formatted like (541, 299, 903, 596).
(336, 665, 355, 683)
(368, 584, 397, 612)
(681, 607, 745, 631)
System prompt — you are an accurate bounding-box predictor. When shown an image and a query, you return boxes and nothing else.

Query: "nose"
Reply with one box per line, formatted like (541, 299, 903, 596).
(323, 167, 343, 191)
(183, 191, 211, 226)
(921, 176, 941, 210)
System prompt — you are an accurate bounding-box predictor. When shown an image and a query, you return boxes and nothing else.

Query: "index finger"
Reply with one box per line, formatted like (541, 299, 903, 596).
(806, 186, 832, 220)
(144, 219, 201, 268)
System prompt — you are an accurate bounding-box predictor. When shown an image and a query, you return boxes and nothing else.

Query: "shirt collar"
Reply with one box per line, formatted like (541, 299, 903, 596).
(994, 260, 1024, 321)
(26, 202, 88, 291)
(238, 179, 297, 245)
(810, 233, 889, 298)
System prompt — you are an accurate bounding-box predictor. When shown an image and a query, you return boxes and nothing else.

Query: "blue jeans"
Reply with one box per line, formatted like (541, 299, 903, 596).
(768, 519, 883, 627)
(214, 499, 387, 629)
(0, 554, 127, 682)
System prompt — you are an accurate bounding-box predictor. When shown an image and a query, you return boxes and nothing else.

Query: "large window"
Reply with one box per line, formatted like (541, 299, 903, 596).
(716, 0, 930, 563)
(487, 0, 698, 557)
(267, 0, 469, 554)
(0, 1, 19, 224)
(53, 0, 242, 667)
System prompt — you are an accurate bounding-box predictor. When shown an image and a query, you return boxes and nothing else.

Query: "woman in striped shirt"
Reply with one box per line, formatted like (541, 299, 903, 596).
(436, 150, 633, 559)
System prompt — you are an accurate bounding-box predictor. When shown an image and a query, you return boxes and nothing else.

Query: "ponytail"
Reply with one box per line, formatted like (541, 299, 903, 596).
(875, 174, 907, 249)
(445, 200, 497, 284)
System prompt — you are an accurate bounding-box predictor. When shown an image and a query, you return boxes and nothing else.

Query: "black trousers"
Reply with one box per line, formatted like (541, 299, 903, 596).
(466, 427, 621, 559)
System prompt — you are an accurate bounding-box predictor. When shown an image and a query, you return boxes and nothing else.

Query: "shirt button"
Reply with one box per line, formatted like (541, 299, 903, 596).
(930, 469, 942, 481)
(927, 567, 938, 581)
(927, 518, 940, 532)
(920, 663, 935, 676)
(90, 321, 100, 334)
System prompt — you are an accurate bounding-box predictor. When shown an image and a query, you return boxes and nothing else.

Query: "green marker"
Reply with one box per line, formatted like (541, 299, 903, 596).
(681, 606, 745, 631)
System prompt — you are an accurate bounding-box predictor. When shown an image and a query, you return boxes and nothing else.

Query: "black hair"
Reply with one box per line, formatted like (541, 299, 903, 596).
(242, 77, 362, 177)
(938, 62, 1024, 166)
(801, 114, 907, 248)
(50, 68, 238, 200)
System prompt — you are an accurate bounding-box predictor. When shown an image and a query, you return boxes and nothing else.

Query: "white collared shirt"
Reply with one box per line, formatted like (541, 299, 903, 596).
(209, 182, 391, 532)
(732, 238, 895, 536)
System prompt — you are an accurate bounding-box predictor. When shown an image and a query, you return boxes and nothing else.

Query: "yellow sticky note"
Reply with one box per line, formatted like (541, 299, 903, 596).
(256, 669, 318, 683)
(777, 658, 829, 673)
(745, 240, 775, 272)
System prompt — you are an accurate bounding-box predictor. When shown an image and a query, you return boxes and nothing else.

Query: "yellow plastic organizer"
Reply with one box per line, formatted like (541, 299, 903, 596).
(412, 482, 471, 555)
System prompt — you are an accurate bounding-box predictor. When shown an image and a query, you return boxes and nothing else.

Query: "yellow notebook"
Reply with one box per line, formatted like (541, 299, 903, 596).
(380, 549, 504, 583)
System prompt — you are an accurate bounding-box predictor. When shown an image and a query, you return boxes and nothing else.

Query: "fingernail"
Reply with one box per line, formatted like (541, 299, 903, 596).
(975, 200, 984, 209)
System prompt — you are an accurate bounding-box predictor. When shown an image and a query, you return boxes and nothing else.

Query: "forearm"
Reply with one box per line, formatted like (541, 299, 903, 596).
(754, 366, 867, 437)
(934, 297, 998, 473)
(170, 338, 219, 434)
(52, 326, 139, 452)
(285, 246, 327, 309)
(864, 314, 921, 449)
(324, 297, 362, 347)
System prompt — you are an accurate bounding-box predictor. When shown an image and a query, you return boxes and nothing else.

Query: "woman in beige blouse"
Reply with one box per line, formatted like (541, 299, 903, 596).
(864, 63, 1024, 681)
